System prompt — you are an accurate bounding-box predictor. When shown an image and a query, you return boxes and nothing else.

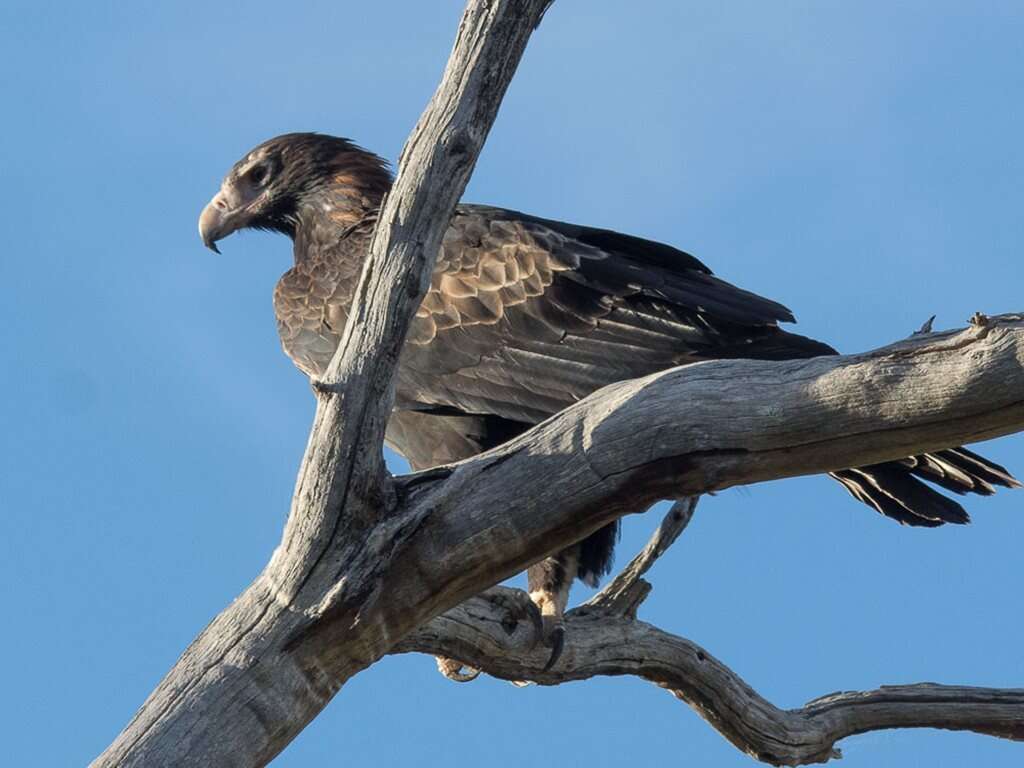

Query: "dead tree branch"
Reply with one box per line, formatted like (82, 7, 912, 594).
(398, 586, 1024, 766)
(93, 2, 552, 765)
(585, 497, 699, 616)
(91, 0, 1024, 762)
(384, 314, 1024, 621)
(398, 492, 1024, 765)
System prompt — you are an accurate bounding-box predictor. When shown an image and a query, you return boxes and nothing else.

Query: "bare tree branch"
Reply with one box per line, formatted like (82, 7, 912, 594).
(434, 497, 699, 682)
(584, 497, 699, 617)
(380, 314, 1024, 631)
(91, 0, 1024, 761)
(93, 2, 552, 765)
(393, 313, 1024, 762)
(398, 587, 1024, 766)
(401, 485, 1024, 765)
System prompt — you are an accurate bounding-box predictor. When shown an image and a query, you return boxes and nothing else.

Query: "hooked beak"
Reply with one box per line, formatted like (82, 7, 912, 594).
(198, 186, 247, 253)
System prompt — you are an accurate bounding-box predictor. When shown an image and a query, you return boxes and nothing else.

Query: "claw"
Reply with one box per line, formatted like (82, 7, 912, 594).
(538, 612, 566, 670)
(527, 548, 578, 671)
(502, 590, 556, 687)
(543, 625, 565, 670)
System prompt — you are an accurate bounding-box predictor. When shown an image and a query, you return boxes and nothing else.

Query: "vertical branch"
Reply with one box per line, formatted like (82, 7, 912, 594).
(93, 3, 553, 767)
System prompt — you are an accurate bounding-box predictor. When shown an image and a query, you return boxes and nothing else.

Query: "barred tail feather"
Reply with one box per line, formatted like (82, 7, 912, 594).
(901, 447, 1020, 495)
(832, 447, 1020, 527)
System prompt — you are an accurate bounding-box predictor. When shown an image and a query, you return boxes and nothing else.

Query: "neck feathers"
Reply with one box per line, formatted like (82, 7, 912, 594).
(292, 148, 391, 264)
(296, 148, 392, 236)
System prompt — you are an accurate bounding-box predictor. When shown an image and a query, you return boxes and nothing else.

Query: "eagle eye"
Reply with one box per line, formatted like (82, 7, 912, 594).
(248, 164, 269, 186)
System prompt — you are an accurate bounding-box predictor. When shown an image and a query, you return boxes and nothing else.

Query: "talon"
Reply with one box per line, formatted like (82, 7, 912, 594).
(538, 613, 566, 669)
(544, 625, 565, 670)
(527, 547, 579, 670)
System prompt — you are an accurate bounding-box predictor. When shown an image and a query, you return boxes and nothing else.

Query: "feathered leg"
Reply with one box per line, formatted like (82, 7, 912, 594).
(527, 545, 580, 670)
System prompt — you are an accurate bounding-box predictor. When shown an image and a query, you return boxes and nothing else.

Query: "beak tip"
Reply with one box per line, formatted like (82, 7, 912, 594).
(199, 194, 232, 254)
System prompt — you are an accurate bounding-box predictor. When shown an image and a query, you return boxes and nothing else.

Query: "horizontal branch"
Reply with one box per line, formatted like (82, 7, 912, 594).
(397, 587, 1024, 766)
(101, 288, 1023, 767)
(389, 314, 1024, 626)
(390, 314, 1024, 764)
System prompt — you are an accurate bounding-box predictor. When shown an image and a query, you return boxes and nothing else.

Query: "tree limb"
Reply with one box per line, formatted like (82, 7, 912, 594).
(93, 2, 552, 765)
(397, 587, 1024, 766)
(584, 497, 698, 616)
(380, 313, 1024, 633)
(397, 486, 1024, 765)
(433, 496, 699, 682)
(91, 0, 1024, 760)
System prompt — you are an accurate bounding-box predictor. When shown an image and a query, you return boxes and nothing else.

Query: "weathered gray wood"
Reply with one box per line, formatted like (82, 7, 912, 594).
(398, 587, 1024, 766)
(584, 497, 699, 616)
(433, 497, 700, 682)
(98, 298, 1023, 765)
(90, 0, 1024, 763)
(92, 2, 552, 765)
(380, 314, 1024, 622)
(399, 487, 1024, 765)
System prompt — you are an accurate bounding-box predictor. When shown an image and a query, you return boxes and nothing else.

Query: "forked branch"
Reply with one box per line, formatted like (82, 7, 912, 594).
(400, 594, 1024, 766)
(399, 496, 1024, 766)
(91, 0, 1024, 760)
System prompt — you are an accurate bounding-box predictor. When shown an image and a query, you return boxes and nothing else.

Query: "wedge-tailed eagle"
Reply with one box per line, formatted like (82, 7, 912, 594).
(199, 133, 1018, 665)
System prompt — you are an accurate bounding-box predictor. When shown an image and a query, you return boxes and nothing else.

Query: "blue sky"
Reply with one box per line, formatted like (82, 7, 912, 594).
(2, 1, 1022, 766)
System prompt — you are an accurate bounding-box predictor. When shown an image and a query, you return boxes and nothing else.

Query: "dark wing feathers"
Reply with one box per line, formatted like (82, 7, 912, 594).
(498, 204, 796, 325)
(277, 202, 1017, 536)
(561, 252, 797, 327)
(385, 409, 529, 471)
(397, 204, 822, 422)
(484, 205, 715, 275)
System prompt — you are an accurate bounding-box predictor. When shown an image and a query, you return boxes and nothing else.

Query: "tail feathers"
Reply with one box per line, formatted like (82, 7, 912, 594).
(900, 447, 1021, 496)
(577, 521, 621, 587)
(832, 447, 1019, 527)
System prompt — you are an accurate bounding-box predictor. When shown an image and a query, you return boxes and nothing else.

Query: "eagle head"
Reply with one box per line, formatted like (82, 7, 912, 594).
(198, 133, 391, 253)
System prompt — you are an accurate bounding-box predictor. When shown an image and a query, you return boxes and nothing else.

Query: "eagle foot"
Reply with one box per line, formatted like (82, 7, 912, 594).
(527, 550, 577, 671)
(492, 589, 565, 670)
(508, 609, 564, 686)
(490, 590, 544, 640)
(435, 656, 481, 682)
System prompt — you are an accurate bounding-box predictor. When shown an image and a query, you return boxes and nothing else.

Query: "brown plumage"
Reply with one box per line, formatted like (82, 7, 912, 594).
(200, 133, 1019, 663)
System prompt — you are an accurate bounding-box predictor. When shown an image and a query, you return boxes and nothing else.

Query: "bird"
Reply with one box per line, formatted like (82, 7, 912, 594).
(199, 132, 1018, 667)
